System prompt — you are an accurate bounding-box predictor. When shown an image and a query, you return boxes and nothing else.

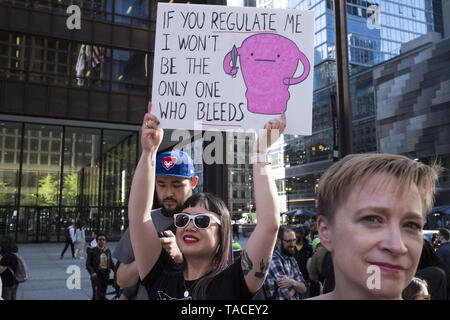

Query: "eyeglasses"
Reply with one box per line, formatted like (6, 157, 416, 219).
(174, 213, 221, 229)
(283, 239, 296, 244)
(97, 238, 106, 241)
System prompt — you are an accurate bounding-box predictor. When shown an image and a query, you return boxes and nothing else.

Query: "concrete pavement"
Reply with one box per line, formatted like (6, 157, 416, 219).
(14, 242, 119, 300)
(11, 236, 248, 300)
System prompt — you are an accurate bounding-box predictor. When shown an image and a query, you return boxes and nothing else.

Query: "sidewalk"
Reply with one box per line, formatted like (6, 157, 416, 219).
(14, 242, 119, 300)
(13, 237, 249, 300)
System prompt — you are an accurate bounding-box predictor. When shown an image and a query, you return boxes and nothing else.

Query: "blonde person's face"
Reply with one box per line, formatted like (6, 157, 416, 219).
(319, 174, 424, 299)
(175, 204, 221, 259)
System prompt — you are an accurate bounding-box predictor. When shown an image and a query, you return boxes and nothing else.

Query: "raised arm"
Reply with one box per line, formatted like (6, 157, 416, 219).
(242, 113, 286, 293)
(128, 103, 163, 281)
(116, 261, 140, 288)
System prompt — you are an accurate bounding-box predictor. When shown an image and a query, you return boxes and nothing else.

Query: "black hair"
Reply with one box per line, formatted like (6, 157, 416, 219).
(402, 277, 428, 300)
(0, 236, 18, 254)
(277, 225, 295, 240)
(418, 239, 449, 271)
(418, 239, 450, 292)
(438, 228, 450, 241)
(96, 233, 106, 240)
(179, 192, 232, 300)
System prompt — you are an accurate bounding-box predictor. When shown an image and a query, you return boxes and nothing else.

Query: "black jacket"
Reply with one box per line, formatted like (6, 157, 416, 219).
(86, 246, 115, 276)
(294, 243, 313, 282)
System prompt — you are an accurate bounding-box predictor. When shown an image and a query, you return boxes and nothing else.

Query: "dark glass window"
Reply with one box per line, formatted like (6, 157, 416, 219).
(111, 49, 148, 94)
(73, 44, 110, 90)
(28, 37, 71, 85)
(114, 0, 150, 27)
(0, 122, 22, 205)
(63, 127, 101, 207)
(21, 124, 63, 206)
(101, 130, 137, 207)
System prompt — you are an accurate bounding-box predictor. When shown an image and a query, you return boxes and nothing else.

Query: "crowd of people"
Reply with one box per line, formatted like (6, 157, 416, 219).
(1, 103, 450, 301)
(107, 103, 449, 301)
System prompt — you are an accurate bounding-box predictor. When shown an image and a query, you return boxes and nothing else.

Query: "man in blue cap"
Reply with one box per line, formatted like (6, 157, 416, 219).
(113, 150, 198, 300)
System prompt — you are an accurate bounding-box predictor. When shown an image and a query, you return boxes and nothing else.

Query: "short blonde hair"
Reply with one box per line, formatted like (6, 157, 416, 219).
(317, 154, 441, 222)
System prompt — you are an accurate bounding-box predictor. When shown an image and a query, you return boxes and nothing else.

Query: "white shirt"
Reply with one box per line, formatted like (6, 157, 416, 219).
(69, 226, 76, 242)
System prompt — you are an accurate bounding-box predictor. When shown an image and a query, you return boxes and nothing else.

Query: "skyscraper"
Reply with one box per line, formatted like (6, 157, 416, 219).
(232, 0, 448, 213)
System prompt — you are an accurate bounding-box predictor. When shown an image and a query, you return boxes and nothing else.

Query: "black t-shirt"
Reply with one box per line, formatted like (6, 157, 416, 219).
(0, 252, 19, 287)
(141, 248, 254, 300)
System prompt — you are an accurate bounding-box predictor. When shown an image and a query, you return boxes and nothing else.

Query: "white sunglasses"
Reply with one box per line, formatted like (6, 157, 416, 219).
(174, 213, 221, 229)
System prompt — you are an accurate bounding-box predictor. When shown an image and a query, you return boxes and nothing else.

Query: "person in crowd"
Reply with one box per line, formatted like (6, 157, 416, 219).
(86, 233, 116, 300)
(233, 222, 240, 240)
(128, 103, 285, 299)
(436, 228, 450, 270)
(311, 153, 441, 300)
(74, 221, 86, 259)
(293, 226, 313, 289)
(402, 277, 430, 300)
(87, 231, 98, 251)
(232, 240, 243, 261)
(303, 218, 311, 228)
(302, 225, 312, 245)
(263, 226, 307, 300)
(310, 220, 319, 240)
(416, 239, 450, 300)
(307, 237, 328, 297)
(308, 237, 326, 280)
(432, 233, 440, 251)
(0, 236, 19, 300)
(113, 148, 199, 300)
(60, 221, 75, 259)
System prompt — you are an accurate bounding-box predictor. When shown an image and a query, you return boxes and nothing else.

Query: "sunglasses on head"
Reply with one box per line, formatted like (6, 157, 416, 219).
(174, 213, 221, 229)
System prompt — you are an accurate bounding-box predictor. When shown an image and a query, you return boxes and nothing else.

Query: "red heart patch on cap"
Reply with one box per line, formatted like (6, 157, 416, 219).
(162, 156, 177, 170)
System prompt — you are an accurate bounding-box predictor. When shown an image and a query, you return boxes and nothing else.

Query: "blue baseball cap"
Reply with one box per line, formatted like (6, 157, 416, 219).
(156, 150, 195, 178)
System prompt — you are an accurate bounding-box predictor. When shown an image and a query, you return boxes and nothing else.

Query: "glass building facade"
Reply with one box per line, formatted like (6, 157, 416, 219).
(225, 0, 448, 215)
(269, 0, 443, 68)
(0, 0, 152, 242)
(0, 118, 138, 242)
(0, 30, 149, 100)
(0, 0, 212, 242)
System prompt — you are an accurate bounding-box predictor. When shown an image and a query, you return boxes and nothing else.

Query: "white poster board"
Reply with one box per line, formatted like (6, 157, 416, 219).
(152, 3, 314, 135)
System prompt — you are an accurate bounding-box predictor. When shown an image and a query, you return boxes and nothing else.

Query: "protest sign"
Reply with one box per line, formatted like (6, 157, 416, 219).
(152, 3, 314, 135)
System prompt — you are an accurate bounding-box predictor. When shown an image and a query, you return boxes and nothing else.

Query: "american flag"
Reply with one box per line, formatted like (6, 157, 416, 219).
(91, 45, 105, 69)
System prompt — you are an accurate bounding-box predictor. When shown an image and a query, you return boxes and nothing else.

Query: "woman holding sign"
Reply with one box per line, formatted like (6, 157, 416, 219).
(129, 102, 285, 300)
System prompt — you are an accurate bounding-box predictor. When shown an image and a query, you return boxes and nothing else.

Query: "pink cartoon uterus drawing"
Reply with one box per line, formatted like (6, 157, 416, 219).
(223, 33, 310, 115)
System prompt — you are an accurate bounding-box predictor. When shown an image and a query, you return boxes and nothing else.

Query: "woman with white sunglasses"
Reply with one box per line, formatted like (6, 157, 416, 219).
(128, 102, 286, 300)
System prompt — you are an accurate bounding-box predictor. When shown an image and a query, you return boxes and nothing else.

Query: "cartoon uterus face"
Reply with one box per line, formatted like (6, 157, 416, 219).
(224, 34, 310, 115)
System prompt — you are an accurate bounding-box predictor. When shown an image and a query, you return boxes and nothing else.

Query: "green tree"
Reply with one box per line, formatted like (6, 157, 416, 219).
(63, 173, 79, 205)
(0, 181, 10, 205)
(38, 174, 59, 206)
